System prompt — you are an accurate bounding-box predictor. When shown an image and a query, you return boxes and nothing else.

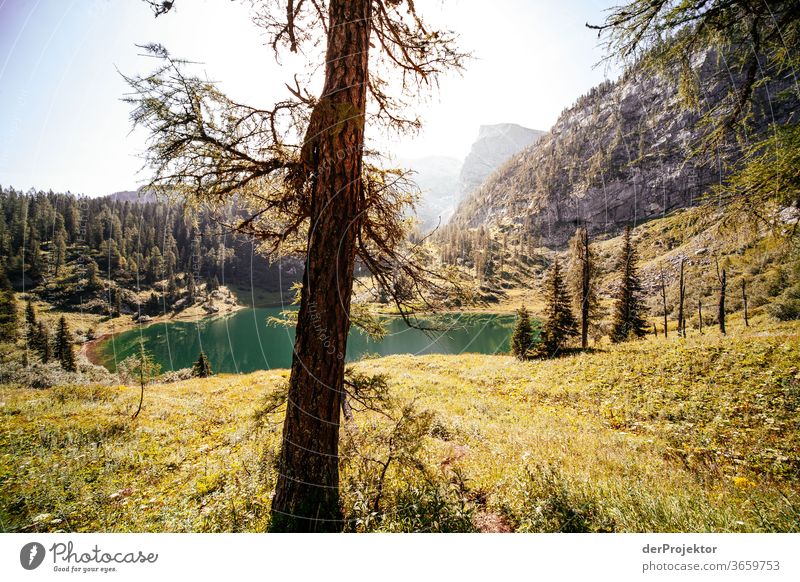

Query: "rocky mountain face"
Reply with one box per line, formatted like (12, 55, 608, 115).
(408, 124, 544, 231)
(450, 50, 797, 247)
(457, 123, 546, 198)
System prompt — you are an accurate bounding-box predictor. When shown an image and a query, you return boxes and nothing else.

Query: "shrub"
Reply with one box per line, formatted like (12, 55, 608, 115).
(767, 283, 800, 321)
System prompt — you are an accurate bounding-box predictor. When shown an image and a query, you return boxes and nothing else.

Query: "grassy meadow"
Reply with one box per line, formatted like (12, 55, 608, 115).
(1, 314, 798, 533)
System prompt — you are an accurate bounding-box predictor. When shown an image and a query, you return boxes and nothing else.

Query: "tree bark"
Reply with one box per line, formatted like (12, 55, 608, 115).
(580, 228, 590, 349)
(677, 259, 685, 338)
(718, 268, 727, 335)
(742, 279, 749, 327)
(270, 0, 371, 532)
(659, 265, 668, 338)
(698, 299, 703, 334)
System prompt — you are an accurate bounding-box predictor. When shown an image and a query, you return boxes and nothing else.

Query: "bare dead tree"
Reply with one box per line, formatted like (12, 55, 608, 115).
(716, 259, 727, 335)
(742, 278, 749, 327)
(659, 263, 668, 338)
(677, 258, 686, 337)
(127, 0, 467, 532)
(698, 298, 703, 334)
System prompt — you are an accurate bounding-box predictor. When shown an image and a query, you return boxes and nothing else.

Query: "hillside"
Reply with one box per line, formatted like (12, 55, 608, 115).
(0, 187, 299, 316)
(449, 49, 798, 246)
(2, 317, 798, 532)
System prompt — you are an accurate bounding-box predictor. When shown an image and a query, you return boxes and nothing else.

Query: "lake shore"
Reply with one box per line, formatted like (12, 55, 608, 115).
(88, 306, 516, 373)
(83, 286, 247, 367)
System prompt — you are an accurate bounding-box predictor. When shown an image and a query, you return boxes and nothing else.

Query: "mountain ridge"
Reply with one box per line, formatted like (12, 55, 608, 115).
(449, 48, 797, 246)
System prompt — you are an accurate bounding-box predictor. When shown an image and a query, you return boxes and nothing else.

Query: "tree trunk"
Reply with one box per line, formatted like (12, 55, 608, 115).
(698, 299, 703, 334)
(659, 265, 668, 338)
(270, 0, 371, 532)
(718, 268, 727, 335)
(677, 259, 685, 338)
(580, 228, 590, 349)
(742, 279, 749, 327)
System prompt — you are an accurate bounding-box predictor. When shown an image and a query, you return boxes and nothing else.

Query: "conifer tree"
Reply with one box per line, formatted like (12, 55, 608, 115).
(25, 299, 37, 331)
(115, 288, 123, 317)
(25, 299, 37, 357)
(0, 266, 17, 343)
(192, 350, 213, 378)
(537, 259, 578, 357)
(610, 226, 648, 343)
(510, 306, 535, 360)
(85, 259, 100, 291)
(32, 321, 51, 363)
(54, 316, 77, 372)
(53, 229, 67, 276)
(567, 226, 600, 349)
(186, 273, 196, 302)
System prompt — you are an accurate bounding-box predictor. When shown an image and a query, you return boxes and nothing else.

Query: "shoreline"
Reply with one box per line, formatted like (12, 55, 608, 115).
(83, 295, 247, 368)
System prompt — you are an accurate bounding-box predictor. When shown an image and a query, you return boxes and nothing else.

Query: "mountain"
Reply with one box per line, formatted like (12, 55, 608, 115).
(400, 156, 461, 230)
(449, 49, 797, 246)
(407, 124, 545, 232)
(457, 123, 546, 200)
(106, 189, 156, 203)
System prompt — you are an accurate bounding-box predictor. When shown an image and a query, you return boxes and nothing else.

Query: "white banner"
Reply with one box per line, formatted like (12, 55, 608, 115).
(1, 533, 798, 582)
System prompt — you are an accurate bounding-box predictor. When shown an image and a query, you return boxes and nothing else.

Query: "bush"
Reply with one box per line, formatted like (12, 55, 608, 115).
(157, 368, 194, 383)
(0, 354, 116, 388)
(767, 283, 800, 321)
(505, 464, 616, 533)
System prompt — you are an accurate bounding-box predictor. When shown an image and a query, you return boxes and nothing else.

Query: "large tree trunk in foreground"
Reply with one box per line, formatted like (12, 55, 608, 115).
(270, 0, 371, 532)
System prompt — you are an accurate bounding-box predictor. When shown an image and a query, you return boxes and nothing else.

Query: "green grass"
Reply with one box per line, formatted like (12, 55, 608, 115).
(1, 318, 798, 532)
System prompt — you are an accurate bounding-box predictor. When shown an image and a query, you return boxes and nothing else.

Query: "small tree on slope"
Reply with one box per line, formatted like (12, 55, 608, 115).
(536, 259, 578, 357)
(511, 306, 535, 360)
(192, 351, 213, 378)
(610, 226, 649, 343)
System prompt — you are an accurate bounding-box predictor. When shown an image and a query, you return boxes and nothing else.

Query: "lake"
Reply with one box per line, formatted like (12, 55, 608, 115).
(95, 308, 518, 374)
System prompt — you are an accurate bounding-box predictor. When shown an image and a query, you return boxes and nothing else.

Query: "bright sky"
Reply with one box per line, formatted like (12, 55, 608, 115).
(0, 0, 620, 196)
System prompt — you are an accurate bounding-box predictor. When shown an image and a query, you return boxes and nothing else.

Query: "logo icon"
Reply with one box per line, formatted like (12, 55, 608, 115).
(20, 542, 46, 570)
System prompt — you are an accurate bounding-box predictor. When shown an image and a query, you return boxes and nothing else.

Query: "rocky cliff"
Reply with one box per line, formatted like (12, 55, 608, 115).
(408, 124, 544, 231)
(458, 123, 545, 199)
(450, 49, 796, 246)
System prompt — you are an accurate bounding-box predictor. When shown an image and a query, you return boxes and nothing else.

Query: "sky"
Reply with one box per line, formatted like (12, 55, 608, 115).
(0, 0, 620, 196)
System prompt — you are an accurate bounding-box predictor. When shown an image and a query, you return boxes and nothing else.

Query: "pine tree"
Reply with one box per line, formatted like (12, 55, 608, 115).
(192, 350, 213, 378)
(186, 273, 196, 302)
(510, 306, 535, 360)
(167, 274, 178, 307)
(32, 321, 51, 363)
(25, 299, 37, 330)
(147, 292, 160, 314)
(54, 316, 77, 371)
(85, 258, 100, 291)
(0, 265, 17, 343)
(53, 228, 67, 276)
(567, 226, 600, 349)
(610, 226, 649, 342)
(537, 259, 578, 357)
